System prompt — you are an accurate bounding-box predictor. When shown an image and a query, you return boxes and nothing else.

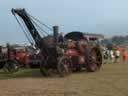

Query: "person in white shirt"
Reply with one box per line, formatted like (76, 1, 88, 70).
(110, 50, 115, 63)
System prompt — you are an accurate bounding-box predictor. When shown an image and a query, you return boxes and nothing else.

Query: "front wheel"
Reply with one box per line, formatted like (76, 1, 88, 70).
(57, 56, 72, 77)
(40, 60, 49, 76)
(40, 60, 56, 77)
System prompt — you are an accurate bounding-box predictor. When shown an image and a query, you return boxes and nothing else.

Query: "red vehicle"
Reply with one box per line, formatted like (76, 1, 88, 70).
(27, 53, 42, 68)
(0, 44, 20, 73)
(11, 47, 28, 67)
(0, 44, 30, 73)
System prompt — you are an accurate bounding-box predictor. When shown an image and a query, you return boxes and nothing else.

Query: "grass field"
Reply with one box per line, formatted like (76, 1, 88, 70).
(0, 63, 128, 96)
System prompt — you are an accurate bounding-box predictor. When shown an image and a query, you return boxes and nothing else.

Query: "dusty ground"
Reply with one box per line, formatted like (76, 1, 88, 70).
(0, 63, 128, 96)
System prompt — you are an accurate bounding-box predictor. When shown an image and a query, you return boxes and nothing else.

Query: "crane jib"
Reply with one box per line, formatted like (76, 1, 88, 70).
(12, 8, 43, 48)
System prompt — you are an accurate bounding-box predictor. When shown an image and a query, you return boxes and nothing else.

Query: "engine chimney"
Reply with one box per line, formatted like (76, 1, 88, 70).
(53, 26, 59, 44)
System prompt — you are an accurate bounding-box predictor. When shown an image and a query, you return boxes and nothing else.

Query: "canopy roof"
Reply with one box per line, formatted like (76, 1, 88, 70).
(64, 32, 85, 41)
(64, 31, 103, 41)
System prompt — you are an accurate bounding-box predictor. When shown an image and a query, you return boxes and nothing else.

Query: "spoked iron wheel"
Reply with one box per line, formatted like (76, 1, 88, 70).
(86, 47, 102, 72)
(40, 60, 56, 77)
(3, 60, 19, 73)
(40, 66, 56, 77)
(40, 60, 49, 76)
(57, 56, 72, 77)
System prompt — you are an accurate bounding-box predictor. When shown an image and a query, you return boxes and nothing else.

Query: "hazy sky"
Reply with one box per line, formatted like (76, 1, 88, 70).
(0, 0, 128, 43)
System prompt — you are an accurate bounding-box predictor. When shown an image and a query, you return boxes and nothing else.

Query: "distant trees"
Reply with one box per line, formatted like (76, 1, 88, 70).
(102, 35, 128, 46)
(111, 36, 126, 45)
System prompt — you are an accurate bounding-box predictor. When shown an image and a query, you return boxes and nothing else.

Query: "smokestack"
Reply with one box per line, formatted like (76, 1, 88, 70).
(53, 26, 59, 44)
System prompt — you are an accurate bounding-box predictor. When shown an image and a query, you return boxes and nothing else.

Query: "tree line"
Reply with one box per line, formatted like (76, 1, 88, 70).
(102, 35, 128, 46)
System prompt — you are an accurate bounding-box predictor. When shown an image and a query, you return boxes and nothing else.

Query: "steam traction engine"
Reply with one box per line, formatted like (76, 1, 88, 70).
(12, 8, 102, 76)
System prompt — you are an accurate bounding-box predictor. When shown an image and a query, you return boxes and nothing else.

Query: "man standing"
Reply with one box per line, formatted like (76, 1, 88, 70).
(114, 48, 120, 63)
(58, 32, 64, 43)
(122, 49, 128, 64)
(110, 49, 115, 64)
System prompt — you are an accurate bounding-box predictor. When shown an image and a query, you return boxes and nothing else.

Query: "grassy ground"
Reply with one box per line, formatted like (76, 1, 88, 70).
(0, 63, 128, 96)
(0, 68, 42, 79)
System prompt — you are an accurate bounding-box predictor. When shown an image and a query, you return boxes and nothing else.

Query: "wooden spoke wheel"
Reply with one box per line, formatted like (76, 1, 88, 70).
(40, 59, 56, 77)
(40, 60, 50, 76)
(40, 66, 56, 77)
(57, 56, 72, 77)
(86, 47, 102, 72)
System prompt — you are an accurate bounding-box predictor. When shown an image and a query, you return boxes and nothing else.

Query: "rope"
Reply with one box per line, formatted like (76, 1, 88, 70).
(27, 13, 53, 31)
(29, 17, 49, 36)
(20, 17, 35, 44)
(13, 13, 33, 45)
(18, 10, 51, 38)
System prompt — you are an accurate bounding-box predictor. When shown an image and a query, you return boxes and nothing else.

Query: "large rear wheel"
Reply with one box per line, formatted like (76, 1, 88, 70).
(86, 47, 102, 72)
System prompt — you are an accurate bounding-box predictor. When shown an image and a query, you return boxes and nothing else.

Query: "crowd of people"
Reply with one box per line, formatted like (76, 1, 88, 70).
(103, 46, 128, 64)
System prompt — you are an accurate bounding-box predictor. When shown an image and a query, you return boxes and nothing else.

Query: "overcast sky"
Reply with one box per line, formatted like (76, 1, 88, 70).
(0, 0, 128, 44)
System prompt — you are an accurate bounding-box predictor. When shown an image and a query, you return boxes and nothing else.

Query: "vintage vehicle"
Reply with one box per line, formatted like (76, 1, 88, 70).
(12, 8, 102, 76)
(0, 44, 19, 73)
(0, 44, 29, 73)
